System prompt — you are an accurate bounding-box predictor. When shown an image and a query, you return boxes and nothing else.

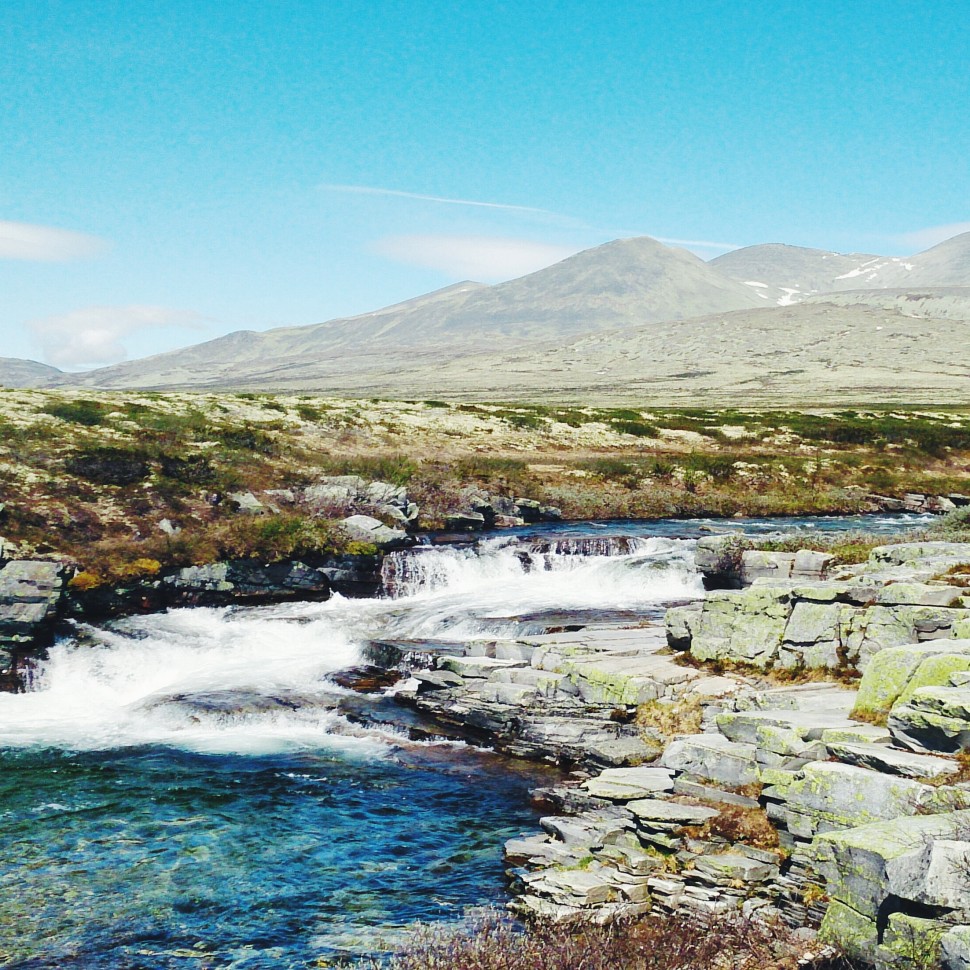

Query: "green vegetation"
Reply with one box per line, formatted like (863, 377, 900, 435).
(1, 390, 969, 579)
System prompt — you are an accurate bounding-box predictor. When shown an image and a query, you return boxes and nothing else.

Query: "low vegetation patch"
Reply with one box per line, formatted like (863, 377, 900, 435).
(1, 390, 969, 578)
(635, 696, 703, 738)
(362, 911, 856, 970)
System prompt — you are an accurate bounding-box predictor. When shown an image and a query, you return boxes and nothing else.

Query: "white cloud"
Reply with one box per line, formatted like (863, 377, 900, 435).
(894, 222, 970, 252)
(0, 220, 108, 261)
(372, 234, 580, 281)
(28, 305, 207, 370)
(321, 183, 554, 216)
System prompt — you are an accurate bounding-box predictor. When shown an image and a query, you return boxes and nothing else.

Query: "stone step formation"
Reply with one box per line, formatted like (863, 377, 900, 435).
(389, 537, 970, 969)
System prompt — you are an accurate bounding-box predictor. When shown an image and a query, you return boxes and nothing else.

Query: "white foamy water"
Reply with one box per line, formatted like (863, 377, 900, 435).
(0, 534, 700, 754)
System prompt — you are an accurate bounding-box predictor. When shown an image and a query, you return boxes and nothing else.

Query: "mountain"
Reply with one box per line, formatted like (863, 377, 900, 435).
(711, 233, 970, 304)
(0, 358, 63, 388)
(56, 237, 764, 390)
(303, 302, 970, 406)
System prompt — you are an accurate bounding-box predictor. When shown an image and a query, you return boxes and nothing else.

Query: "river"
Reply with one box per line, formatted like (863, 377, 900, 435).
(0, 514, 930, 968)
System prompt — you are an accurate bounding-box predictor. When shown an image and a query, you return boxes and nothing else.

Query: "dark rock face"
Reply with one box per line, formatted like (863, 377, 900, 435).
(0, 559, 67, 690)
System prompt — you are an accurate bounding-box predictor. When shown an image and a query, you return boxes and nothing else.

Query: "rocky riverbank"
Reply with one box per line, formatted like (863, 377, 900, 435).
(361, 533, 970, 969)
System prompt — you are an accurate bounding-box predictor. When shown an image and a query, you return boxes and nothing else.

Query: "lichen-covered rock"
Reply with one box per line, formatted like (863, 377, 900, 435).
(771, 762, 937, 837)
(812, 809, 970, 918)
(687, 586, 793, 668)
(852, 641, 970, 720)
(889, 686, 970, 753)
(942, 925, 970, 970)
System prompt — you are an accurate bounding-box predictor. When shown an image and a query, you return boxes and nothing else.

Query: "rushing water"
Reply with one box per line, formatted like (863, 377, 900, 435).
(0, 514, 931, 967)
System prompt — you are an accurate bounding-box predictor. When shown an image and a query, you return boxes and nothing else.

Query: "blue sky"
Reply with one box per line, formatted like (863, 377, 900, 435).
(2, 0, 968, 369)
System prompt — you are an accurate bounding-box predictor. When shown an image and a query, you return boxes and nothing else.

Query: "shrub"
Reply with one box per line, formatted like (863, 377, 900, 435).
(159, 454, 215, 484)
(68, 570, 105, 590)
(367, 910, 850, 970)
(40, 399, 107, 426)
(65, 447, 151, 485)
(636, 696, 703, 738)
(612, 419, 660, 438)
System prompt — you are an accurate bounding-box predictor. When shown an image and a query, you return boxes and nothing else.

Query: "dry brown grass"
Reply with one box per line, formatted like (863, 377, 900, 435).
(635, 696, 704, 739)
(361, 911, 858, 970)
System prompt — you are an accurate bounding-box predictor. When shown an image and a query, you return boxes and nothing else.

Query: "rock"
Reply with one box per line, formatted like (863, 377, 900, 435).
(942, 926, 970, 970)
(691, 853, 778, 884)
(338, 514, 408, 547)
(581, 766, 675, 801)
(825, 741, 957, 780)
(660, 734, 759, 787)
(583, 736, 663, 768)
(665, 603, 700, 650)
(227, 490, 268, 515)
(440, 656, 523, 679)
(852, 642, 970, 720)
(818, 899, 879, 962)
(163, 559, 332, 606)
(776, 762, 937, 837)
(0, 560, 66, 648)
(444, 511, 487, 530)
(813, 810, 970, 919)
(889, 686, 970, 753)
(157, 517, 180, 536)
(626, 798, 719, 827)
(413, 669, 465, 691)
(687, 586, 793, 669)
(304, 476, 366, 508)
(886, 837, 970, 910)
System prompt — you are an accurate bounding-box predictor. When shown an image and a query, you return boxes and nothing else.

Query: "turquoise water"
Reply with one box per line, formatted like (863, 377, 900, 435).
(0, 514, 932, 967)
(0, 745, 551, 968)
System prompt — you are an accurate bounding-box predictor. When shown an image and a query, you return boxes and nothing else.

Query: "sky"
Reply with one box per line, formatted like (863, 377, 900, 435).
(2, 0, 968, 370)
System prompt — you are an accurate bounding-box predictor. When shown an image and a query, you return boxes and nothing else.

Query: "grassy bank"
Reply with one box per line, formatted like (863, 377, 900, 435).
(1, 389, 969, 577)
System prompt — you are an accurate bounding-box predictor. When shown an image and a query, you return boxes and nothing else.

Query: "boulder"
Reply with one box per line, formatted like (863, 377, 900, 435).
(942, 926, 970, 970)
(0, 559, 66, 647)
(338, 514, 408, 548)
(852, 642, 970, 720)
(813, 810, 970, 919)
(890, 686, 970, 753)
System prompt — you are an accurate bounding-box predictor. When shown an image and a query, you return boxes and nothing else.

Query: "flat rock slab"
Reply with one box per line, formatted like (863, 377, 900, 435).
(692, 852, 778, 883)
(440, 655, 524, 678)
(626, 798, 719, 826)
(582, 766, 674, 801)
(826, 741, 957, 780)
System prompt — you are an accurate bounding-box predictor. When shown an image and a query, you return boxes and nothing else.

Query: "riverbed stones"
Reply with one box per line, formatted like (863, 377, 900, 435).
(0, 559, 66, 651)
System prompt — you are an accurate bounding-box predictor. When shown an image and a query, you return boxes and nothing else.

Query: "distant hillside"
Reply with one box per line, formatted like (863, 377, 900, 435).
(34, 229, 970, 404)
(55, 237, 763, 389)
(0, 358, 63, 388)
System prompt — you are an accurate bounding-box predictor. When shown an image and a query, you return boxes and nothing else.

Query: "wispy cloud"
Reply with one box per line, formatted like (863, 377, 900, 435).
(373, 234, 580, 281)
(652, 235, 742, 253)
(893, 221, 970, 252)
(0, 220, 109, 261)
(29, 304, 208, 370)
(321, 183, 557, 217)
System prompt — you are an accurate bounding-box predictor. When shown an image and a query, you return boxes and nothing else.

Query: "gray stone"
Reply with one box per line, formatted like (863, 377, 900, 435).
(227, 491, 267, 515)
(660, 734, 759, 787)
(942, 926, 970, 970)
(825, 741, 957, 780)
(338, 514, 407, 547)
(627, 798, 719, 826)
(0, 559, 65, 645)
(582, 766, 674, 801)
(890, 686, 970, 753)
